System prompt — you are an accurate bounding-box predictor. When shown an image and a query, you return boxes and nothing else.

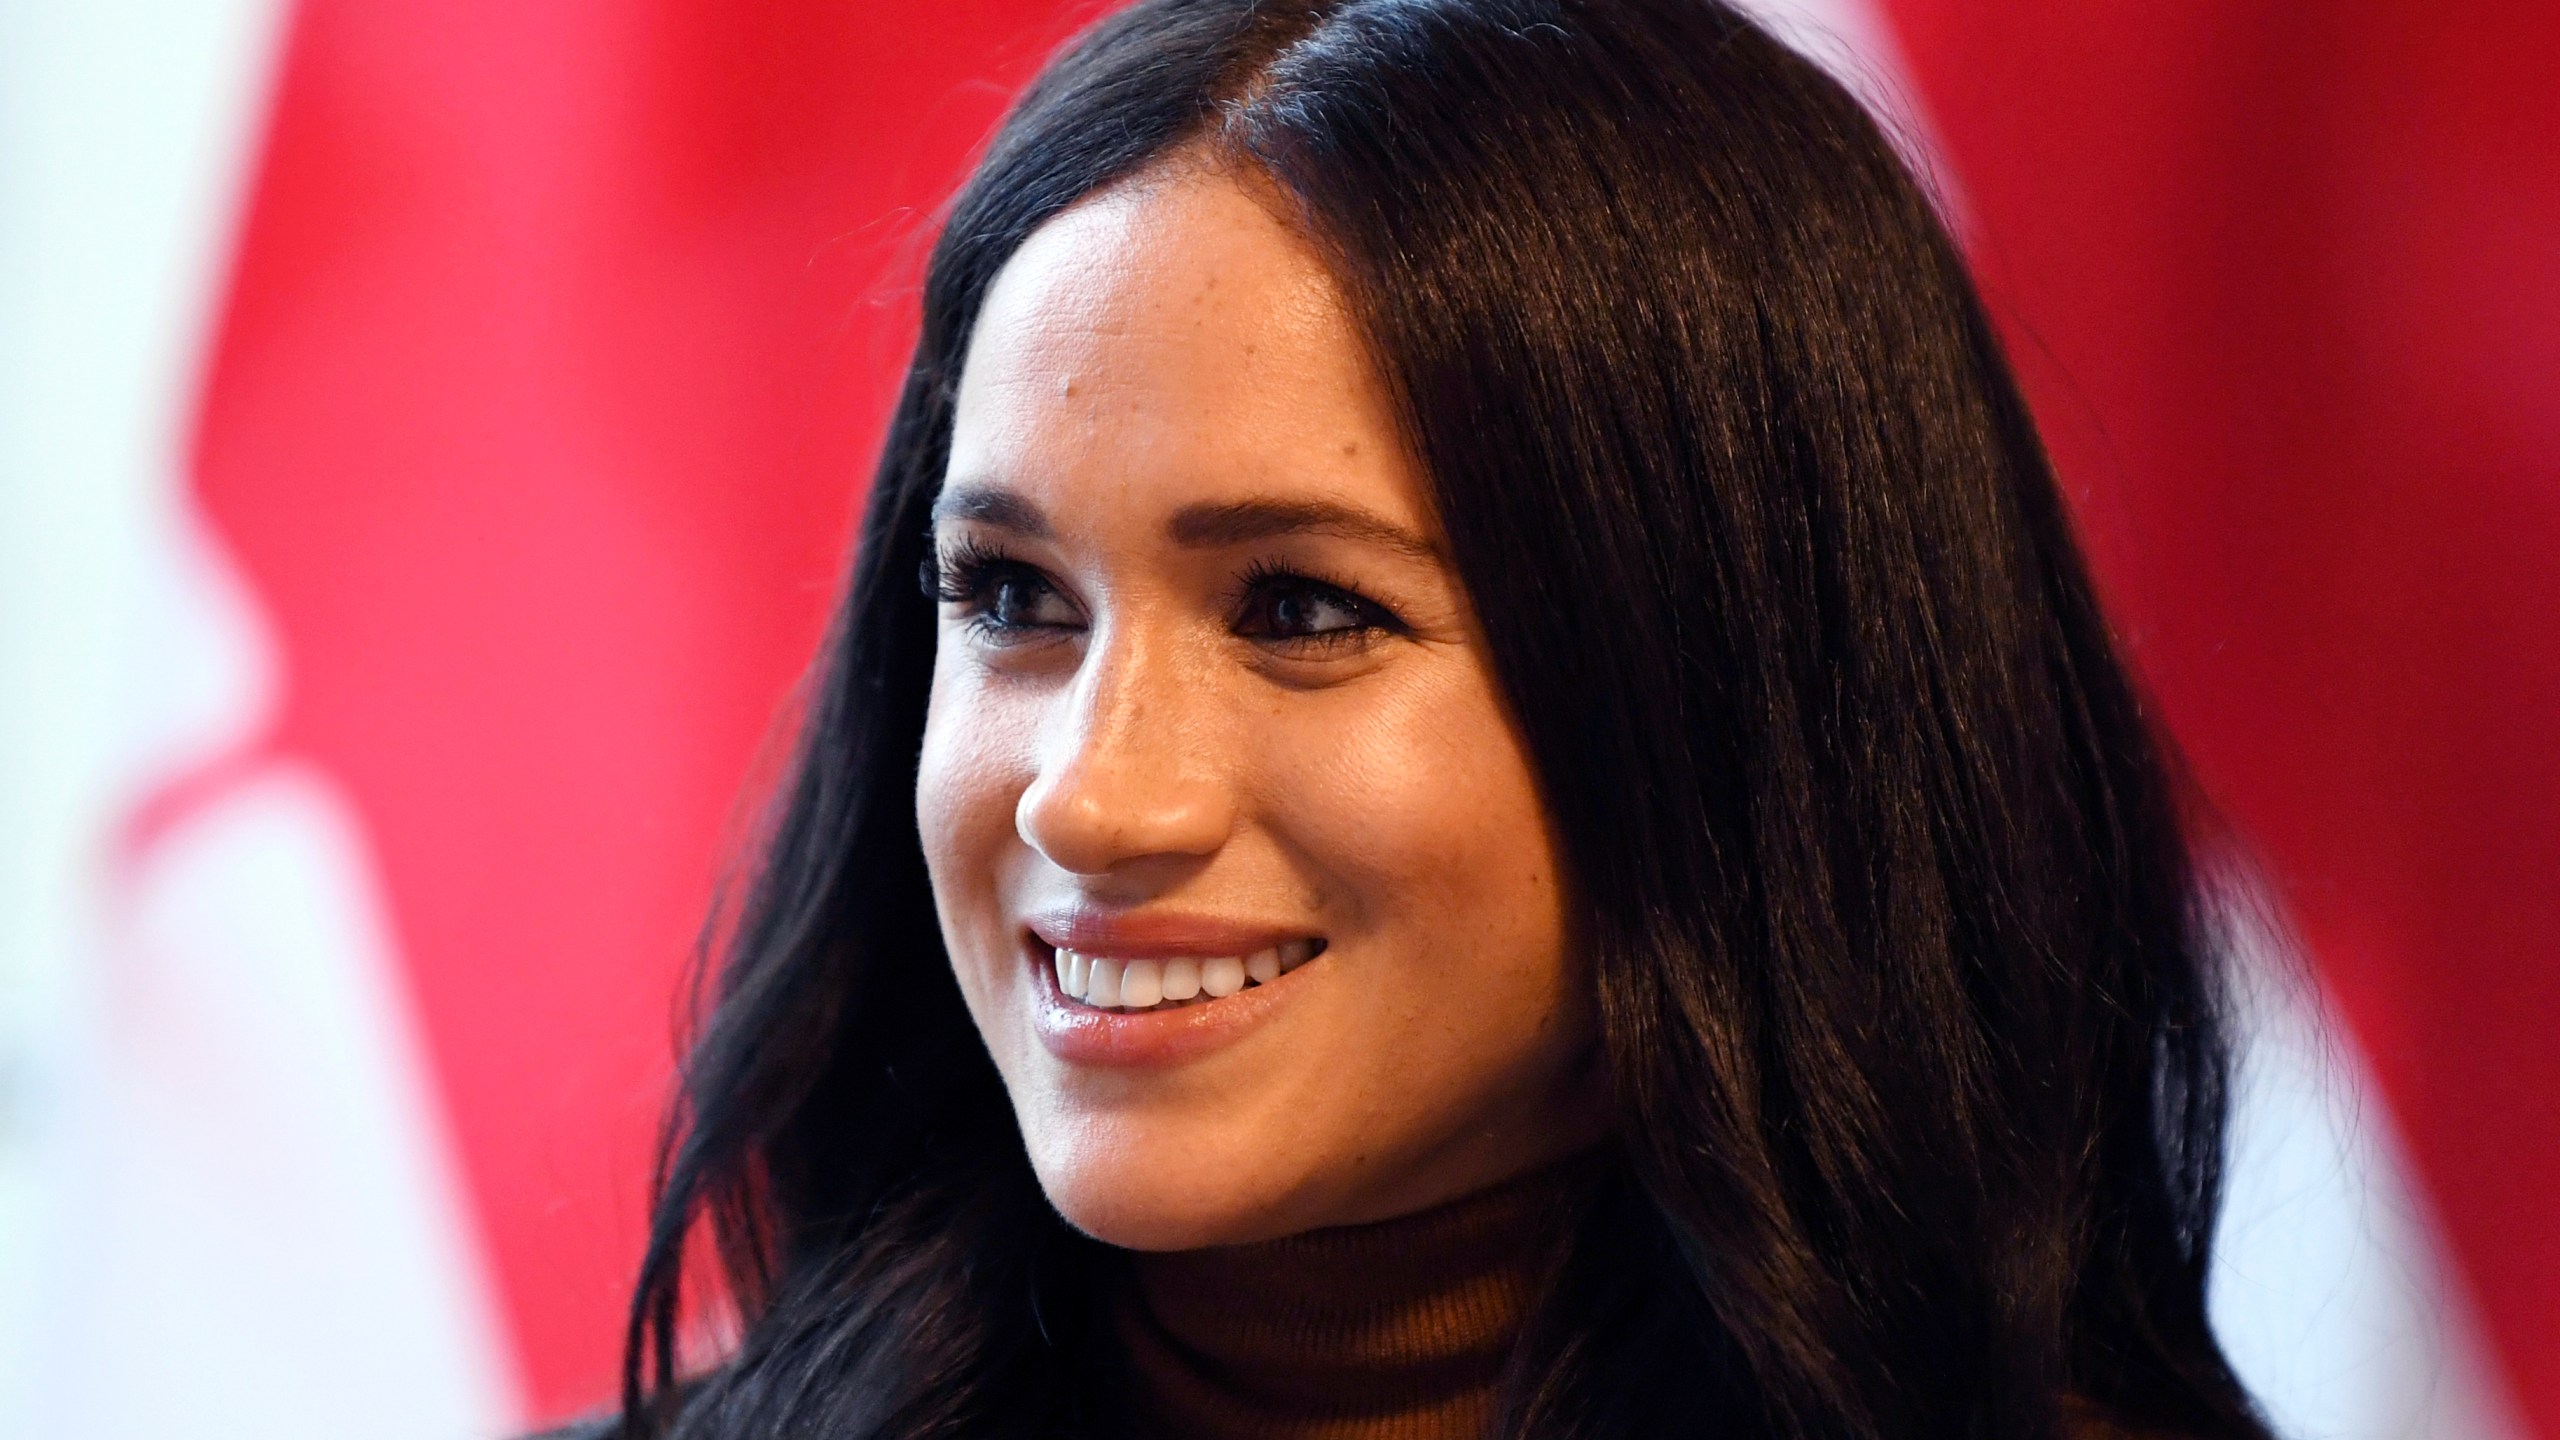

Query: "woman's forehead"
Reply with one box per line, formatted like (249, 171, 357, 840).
(947, 165, 1429, 542)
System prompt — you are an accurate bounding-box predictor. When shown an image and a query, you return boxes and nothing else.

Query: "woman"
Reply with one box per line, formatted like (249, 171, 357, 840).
(603, 1, 2276, 1437)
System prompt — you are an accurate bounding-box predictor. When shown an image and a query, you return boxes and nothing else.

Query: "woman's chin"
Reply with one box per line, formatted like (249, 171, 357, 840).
(1031, 1157, 1309, 1252)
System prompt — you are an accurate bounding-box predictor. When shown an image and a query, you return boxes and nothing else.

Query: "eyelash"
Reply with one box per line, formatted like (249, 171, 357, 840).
(1232, 558, 1406, 651)
(921, 534, 1018, 607)
(921, 540, 1407, 653)
(922, 536, 1064, 645)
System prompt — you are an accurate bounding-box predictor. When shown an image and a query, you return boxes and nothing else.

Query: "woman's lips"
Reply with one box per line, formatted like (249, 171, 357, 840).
(1053, 938, 1319, 1010)
(1020, 912, 1326, 1068)
(1026, 907, 1318, 960)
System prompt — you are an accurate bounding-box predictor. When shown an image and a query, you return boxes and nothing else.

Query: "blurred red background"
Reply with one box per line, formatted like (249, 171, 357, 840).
(183, 0, 2557, 1425)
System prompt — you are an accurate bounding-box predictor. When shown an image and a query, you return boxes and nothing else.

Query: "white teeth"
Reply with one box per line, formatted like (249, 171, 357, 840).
(1201, 954, 1246, 998)
(1119, 958, 1163, 1009)
(1053, 941, 1320, 1011)
(1085, 956, 1123, 1008)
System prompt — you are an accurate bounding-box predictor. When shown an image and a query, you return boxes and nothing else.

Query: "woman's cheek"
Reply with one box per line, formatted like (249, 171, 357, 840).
(1280, 666, 1547, 900)
(1353, 671, 1571, 1008)
(916, 662, 1039, 990)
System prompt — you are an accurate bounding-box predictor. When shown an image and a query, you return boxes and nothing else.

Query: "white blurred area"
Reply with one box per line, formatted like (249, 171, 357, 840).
(0, 1, 2525, 1437)
(0, 0, 516, 1435)
(2210, 923, 2526, 1440)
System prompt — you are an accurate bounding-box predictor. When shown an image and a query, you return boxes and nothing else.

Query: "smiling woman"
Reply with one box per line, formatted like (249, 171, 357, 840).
(918, 164, 1597, 1254)
(591, 3, 2278, 1439)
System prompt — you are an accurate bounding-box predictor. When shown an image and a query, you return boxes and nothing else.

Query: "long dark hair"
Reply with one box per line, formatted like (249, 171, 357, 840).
(613, 2, 2273, 1437)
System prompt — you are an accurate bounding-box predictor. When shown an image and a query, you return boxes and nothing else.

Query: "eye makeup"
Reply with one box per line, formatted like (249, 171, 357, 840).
(925, 530, 1411, 655)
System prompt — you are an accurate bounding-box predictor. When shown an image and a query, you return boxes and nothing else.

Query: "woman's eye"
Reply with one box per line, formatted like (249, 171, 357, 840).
(929, 544, 1082, 642)
(1235, 573, 1394, 648)
(984, 571, 1069, 628)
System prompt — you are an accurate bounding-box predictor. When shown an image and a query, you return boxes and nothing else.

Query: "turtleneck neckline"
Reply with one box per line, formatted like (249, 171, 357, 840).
(1110, 1154, 1600, 1440)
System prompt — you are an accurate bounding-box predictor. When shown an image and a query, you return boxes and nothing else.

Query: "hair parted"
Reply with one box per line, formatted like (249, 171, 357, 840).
(606, 3, 2275, 1437)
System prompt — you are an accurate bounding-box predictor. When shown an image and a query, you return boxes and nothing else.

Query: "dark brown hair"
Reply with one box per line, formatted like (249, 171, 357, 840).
(613, 4, 2275, 1438)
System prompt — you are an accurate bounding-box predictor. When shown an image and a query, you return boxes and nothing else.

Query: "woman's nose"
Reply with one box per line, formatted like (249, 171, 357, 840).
(1015, 629, 1235, 877)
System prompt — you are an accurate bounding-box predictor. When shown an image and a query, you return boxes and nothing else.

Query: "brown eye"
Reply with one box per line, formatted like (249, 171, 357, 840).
(929, 537, 1083, 643)
(1234, 569, 1399, 646)
(1255, 586, 1360, 636)
(967, 566, 1079, 638)
(987, 571, 1056, 627)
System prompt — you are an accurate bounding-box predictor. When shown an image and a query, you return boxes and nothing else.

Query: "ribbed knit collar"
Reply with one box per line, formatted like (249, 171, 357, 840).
(1110, 1154, 1599, 1440)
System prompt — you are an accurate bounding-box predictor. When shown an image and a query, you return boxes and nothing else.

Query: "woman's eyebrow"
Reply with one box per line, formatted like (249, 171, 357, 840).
(1167, 498, 1441, 563)
(930, 483, 1050, 538)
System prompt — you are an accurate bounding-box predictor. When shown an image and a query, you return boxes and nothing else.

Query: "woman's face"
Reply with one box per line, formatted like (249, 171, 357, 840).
(916, 160, 1600, 1250)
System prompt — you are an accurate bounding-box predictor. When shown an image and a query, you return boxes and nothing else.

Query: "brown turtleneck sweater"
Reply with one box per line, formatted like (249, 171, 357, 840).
(1109, 1159, 1593, 1440)
(1105, 1156, 2162, 1440)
